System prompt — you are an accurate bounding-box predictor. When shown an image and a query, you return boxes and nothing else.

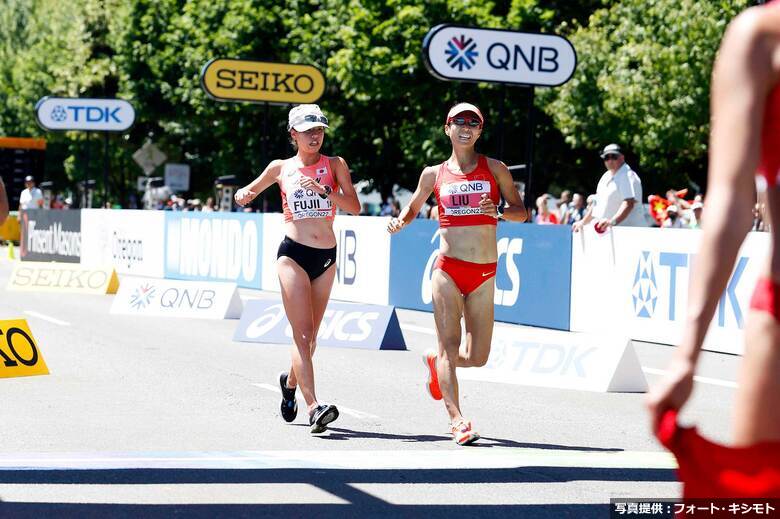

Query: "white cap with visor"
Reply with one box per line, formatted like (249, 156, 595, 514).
(288, 104, 329, 132)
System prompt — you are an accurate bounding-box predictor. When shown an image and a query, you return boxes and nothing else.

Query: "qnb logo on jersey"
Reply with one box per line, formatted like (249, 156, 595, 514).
(165, 217, 258, 283)
(442, 180, 489, 216)
(446, 35, 478, 71)
(631, 250, 748, 329)
(632, 251, 658, 318)
(420, 231, 522, 307)
(245, 303, 379, 342)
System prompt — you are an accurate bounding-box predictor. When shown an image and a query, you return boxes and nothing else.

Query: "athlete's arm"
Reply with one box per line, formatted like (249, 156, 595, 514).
(485, 158, 527, 222)
(387, 166, 436, 233)
(0, 176, 8, 225)
(235, 160, 284, 206)
(646, 8, 776, 430)
(325, 156, 361, 214)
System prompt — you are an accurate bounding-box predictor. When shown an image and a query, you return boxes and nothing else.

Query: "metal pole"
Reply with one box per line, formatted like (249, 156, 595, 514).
(83, 136, 90, 208)
(103, 131, 109, 207)
(525, 87, 535, 210)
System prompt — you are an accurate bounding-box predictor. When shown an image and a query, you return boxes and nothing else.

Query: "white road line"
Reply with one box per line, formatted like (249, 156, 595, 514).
(642, 367, 738, 389)
(401, 324, 738, 389)
(0, 449, 677, 471)
(251, 383, 380, 420)
(24, 310, 71, 327)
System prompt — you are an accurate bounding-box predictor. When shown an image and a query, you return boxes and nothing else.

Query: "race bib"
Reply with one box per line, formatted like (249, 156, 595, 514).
(440, 180, 490, 216)
(286, 182, 333, 220)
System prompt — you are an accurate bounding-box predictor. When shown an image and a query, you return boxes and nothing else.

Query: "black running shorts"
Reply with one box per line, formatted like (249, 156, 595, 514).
(277, 236, 337, 281)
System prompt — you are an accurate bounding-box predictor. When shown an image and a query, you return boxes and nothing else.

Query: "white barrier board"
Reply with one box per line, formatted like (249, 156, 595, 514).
(459, 325, 646, 393)
(111, 277, 242, 319)
(570, 227, 770, 355)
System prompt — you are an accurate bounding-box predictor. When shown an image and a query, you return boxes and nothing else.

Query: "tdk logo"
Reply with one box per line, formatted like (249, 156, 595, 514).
(632, 250, 748, 328)
(632, 251, 658, 318)
(56, 106, 123, 123)
(36, 97, 135, 132)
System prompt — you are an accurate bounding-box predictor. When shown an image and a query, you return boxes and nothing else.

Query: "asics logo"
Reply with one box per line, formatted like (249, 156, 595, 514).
(324, 258, 332, 268)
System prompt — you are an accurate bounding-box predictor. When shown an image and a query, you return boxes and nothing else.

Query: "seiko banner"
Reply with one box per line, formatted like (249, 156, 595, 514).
(200, 59, 326, 104)
(8, 263, 119, 295)
(164, 212, 263, 289)
(81, 209, 165, 277)
(20, 209, 81, 263)
(389, 220, 571, 330)
(234, 299, 406, 350)
(35, 97, 135, 132)
(423, 25, 577, 86)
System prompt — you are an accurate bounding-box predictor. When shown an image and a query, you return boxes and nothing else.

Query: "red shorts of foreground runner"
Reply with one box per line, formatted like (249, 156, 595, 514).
(657, 410, 780, 498)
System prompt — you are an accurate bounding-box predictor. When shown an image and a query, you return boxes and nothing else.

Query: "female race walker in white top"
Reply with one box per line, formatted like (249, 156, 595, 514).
(235, 104, 360, 433)
(387, 103, 527, 445)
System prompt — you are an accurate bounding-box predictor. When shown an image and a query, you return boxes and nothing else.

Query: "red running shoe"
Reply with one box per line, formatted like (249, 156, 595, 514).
(422, 349, 442, 400)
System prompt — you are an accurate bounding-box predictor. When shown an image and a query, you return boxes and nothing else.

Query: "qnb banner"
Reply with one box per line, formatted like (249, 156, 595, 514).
(111, 277, 242, 320)
(8, 263, 119, 294)
(164, 212, 262, 288)
(570, 227, 770, 355)
(234, 299, 406, 350)
(423, 25, 577, 87)
(0, 319, 49, 379)
(389, 220, 571, 330)
(458, 326, 646, 393)
(20, 209, 81, 263)
(81, 209, 165, 277)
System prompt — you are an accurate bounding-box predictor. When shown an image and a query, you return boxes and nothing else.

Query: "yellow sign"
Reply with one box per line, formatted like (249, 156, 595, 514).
(8, 262, 119, 294)
(0, 319, 48, 378)
(200, 59, 326, 104)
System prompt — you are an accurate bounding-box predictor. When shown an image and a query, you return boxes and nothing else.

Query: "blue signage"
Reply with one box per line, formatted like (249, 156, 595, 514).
(234, 299, 406, 350)
(35, 97, 135, 132)
(164, 212, 263, 288)
(389, 220, 571, 330)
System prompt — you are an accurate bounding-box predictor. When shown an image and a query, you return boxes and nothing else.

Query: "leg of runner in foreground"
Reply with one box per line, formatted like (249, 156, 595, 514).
(647, 1, 780, 496)
(388, 102, 526, 445)
(235, 104, 360, 433)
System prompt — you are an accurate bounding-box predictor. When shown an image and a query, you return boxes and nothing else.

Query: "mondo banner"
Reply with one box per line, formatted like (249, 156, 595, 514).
(164, 212, 262, 288)
(389, 220, 571, 330)
(20, 209, 81, 263)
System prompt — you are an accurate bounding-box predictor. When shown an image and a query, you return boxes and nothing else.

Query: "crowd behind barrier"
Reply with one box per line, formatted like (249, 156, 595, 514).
(16, 208, 768, 356)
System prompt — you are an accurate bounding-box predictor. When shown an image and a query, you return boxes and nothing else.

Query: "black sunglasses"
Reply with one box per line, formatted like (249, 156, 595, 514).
(301, 114, 328, 124)
(603, 154, 620, 161)
(448, 116, 482, 128)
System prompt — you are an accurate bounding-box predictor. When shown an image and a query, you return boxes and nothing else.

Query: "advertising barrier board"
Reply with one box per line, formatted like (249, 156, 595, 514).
(111, 277, 242, 320)
(7, 262, 118, 294)
(0, 319, 49, 378)
(234, 298, 406, 350)
(81, 209, 165, 277)
(164, 212, 262, 289)
(20, 209, 81, 263)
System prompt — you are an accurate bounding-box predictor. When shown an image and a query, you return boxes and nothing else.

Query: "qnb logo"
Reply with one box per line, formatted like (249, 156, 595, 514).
(632, 251, 658, 318)
(631, 250, 748, 328)
(446, 35, 478, 71)
(420, 231, 522, 307)
(130, 284, 156, 310)
(336, 229, 356, 286)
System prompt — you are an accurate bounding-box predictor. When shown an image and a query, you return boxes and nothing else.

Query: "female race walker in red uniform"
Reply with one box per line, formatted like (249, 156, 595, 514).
(647, 2, 780, 447)
(388, 103, 526, 445)
(235, 104, 360, 433)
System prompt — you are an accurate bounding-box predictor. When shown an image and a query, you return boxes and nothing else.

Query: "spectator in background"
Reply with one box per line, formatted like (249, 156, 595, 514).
(534, 194, 559, 224)
(662, 205, 685, 228)
(688, 201, 704, 229)
(564, 193, 586, 225)
(380, 196, 395, 216)
(18, 175, 43, 211)
(557, 190, 571, 223)
(0, 175, 8, 225)
(391, 199, 401, 217)
(203, 197, 216, 212)
(572, 144, 646, 232)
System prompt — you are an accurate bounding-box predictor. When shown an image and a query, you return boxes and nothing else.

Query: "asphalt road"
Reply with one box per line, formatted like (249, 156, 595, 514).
(0, 248, 741, 518)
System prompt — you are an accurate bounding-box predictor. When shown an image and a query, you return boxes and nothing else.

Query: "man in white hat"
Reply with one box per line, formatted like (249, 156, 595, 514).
(18, 175, 44, 211)
(572, 144, 647, 232)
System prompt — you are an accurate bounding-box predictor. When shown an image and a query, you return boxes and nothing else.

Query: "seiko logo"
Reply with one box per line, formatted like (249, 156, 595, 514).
(11, 267, 109, 290)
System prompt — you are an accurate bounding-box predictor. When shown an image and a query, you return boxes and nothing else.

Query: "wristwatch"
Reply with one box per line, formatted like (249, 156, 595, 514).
(495, 204, 505, 219)
(319, 185, 332, 199)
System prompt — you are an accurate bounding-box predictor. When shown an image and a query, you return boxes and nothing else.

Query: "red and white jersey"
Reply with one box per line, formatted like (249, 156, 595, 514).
(279, 155, 337, 223)
(434, 155, 500, 228)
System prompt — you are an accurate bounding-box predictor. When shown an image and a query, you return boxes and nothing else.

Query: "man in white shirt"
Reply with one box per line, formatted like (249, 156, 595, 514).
(18, 176, 44, 211)
(572, 143, 647, 232)
(0, 175, 8, 224)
